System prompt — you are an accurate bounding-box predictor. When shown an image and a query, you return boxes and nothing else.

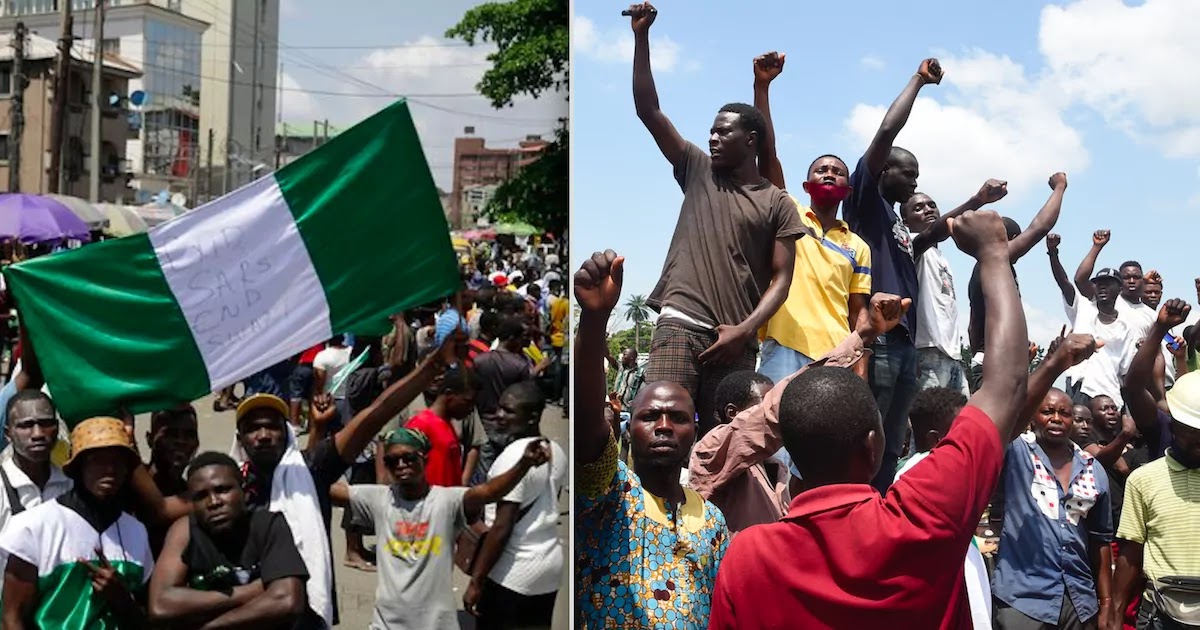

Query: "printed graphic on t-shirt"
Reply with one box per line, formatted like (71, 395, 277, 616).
(892, 220, 914, 259)
(386, 519, 445, 559)
(937, 262, 955, 298)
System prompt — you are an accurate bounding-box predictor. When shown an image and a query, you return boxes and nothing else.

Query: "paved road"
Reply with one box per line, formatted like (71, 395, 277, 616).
(174, 394, 571, 630)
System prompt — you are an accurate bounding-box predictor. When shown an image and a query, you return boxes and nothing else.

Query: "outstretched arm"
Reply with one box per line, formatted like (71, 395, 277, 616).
(1017, 332, 1100, 443)
(1007, 173, 1067, 262)
(1126, 299, 1191, 431)
(950, 211, 1029, 440)
(752, 52, 786, 189)
(864, 59, 942, 177)
(574, 251, 625, 467)
(462, 439, 549, 520)
(912, 180, 1009, 258)
(333, 338, 461, 465)
(1073, 230, 1110, 301)
(1046, 234, 1076, 305)
(629, 3, 686, 167)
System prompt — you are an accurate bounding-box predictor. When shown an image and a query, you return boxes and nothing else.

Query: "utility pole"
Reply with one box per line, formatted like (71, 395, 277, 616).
(312, 120, 318, 150)
(88, 0, 105, 202)
(205, 128, 213, 203)
(9, 23, 26, 193)
(322, 119, 328, 144)
(48, 0, 73, 194)
(275, 122, 283, 170)
(250, 0, 261, 166)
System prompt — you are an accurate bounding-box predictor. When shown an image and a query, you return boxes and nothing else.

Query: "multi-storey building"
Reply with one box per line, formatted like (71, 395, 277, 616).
(0, 30, 139, 199)
(450, 129, 548, 229)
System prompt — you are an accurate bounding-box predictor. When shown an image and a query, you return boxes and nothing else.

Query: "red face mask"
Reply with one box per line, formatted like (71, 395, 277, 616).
(804, 182, 851, 206)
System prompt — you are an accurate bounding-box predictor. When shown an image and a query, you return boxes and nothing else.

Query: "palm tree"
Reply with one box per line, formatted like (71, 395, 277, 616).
(624, 294, 651, 353)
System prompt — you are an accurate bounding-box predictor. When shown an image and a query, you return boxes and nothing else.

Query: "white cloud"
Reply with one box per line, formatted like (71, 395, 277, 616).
(845, 50, 1088, 212)
(1039, 0, 1200, 156)
(860, 55, 885, 71)
(277, 71, 319, 123)
(573, 16, 682, 72)
(289, 36, 565, 189)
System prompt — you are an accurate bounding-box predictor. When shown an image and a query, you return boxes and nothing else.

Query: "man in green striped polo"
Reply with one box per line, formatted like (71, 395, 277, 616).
(1111, 368, 1200, 628)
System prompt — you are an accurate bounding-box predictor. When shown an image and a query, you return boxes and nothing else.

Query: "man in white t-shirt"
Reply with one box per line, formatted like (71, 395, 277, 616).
(1054, 265, 1142, 408)
(902, 193, 965, 393)
(463, 381, 566, 628)
(313, 334, 353, 430)
(1072, 230, 1155, 338)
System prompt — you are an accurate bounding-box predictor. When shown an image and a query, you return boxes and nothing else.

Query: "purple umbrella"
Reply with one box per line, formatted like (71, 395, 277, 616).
(0, 194, 92, 244)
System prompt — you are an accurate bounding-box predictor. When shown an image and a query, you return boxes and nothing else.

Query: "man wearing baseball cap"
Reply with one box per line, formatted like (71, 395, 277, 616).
(0, 417, 153, 629)
(226, 334, 465, 629)
(1050, 253, 1143, 409)
(1111, 368, 1200, 627)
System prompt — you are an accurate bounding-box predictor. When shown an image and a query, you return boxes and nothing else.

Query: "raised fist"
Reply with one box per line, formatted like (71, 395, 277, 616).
(917, 58, 944, 85)
(754, 52, 786, 85)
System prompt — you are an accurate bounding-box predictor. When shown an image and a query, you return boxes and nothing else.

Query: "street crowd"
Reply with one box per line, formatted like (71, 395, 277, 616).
(0, 236, 568, 629)
(575, 3, 1200, 630)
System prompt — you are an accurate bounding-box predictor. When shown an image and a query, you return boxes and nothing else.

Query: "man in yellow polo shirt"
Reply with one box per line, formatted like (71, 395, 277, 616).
(1111, 369, 1200, 628)
(750, 52, 871, 385)
(756, 154, 872, 383)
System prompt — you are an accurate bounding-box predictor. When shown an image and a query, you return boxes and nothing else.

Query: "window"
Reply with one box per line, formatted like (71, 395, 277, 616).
(0, 65, 11, 95)
(101, 38, 119, 55)
(0, 135, 9, 161)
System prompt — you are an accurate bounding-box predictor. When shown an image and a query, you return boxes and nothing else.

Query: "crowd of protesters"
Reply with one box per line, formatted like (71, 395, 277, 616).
(0, 235, 568, 629)
(576, 4, 1200, 629)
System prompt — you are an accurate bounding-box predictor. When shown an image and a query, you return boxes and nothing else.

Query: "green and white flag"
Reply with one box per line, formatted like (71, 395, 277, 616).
(6, 101, 459, 422)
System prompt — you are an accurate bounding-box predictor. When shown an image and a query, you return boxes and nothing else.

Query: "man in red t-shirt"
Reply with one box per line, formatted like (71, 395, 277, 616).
(289, 342, 326, 428)
(709, 210, 1097, 629)
(405, 367, 476, 486)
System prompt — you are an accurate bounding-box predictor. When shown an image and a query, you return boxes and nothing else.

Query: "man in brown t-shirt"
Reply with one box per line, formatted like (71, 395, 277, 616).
(628, 2, 807, 435)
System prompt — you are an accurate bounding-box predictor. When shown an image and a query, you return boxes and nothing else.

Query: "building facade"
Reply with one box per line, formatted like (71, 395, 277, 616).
(450, 129, 548, 229)
(0, 31, 139, 199)
(0, 1, 280, 205)
(0, 0, 207, 204)
(177, 0, 278, 198)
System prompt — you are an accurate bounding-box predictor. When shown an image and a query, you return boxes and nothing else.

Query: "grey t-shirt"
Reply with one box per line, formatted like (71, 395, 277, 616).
(350, 484, 470, 629)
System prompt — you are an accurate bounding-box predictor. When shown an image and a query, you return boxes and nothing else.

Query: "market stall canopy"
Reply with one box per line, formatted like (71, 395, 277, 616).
(45, 194, 109, 231)
(135, 201, 187, 227)
(492, 222, 538, 237)
(0, 194, 92, 244)
(96, 203, 149, 237)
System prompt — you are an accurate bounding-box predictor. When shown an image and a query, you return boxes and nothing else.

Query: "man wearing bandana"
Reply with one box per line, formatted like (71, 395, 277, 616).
(332, 427, 551, 629)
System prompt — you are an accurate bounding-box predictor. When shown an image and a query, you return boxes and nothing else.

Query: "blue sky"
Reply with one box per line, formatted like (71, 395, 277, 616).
(277, 0, 566, 191)
(572, 0, 1200, 345)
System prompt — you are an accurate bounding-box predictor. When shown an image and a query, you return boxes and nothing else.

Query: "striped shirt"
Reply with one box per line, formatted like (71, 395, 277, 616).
(1117, 453, 1200, 586)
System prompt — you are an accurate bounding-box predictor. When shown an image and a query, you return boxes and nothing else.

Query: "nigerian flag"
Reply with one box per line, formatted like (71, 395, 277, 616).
(5, 100, 459, 423)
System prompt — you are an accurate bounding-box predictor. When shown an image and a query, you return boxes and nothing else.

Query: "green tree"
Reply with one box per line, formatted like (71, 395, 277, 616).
(446, 0, 568, 236)
(623, 295, 652, 353)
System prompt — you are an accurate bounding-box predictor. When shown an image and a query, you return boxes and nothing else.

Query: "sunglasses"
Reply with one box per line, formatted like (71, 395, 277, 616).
(383, 453, 423, 469)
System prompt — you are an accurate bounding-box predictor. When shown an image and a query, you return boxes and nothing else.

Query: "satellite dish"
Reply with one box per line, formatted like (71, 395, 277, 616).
(129, 90, 146, 107)
(107, 93, 120, 106)
(170, 193, 187, 208)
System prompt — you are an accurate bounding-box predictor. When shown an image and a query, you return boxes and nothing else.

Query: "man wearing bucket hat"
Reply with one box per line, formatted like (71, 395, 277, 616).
(1112, 299, 1200, 629)
(227, 333, 467, 629)
(0, 417, 152, 629)
(1050, 252, 1144, 409)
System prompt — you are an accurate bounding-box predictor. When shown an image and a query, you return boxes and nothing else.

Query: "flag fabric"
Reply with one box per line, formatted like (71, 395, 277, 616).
(5, 100, 459, 423)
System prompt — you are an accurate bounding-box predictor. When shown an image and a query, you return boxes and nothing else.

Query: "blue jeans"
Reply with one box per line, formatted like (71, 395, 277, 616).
(758, 340, 814, 478)
(868, 331, 918, 493)
(758, 339, 814, 385)
(917, 347, 965, 393)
